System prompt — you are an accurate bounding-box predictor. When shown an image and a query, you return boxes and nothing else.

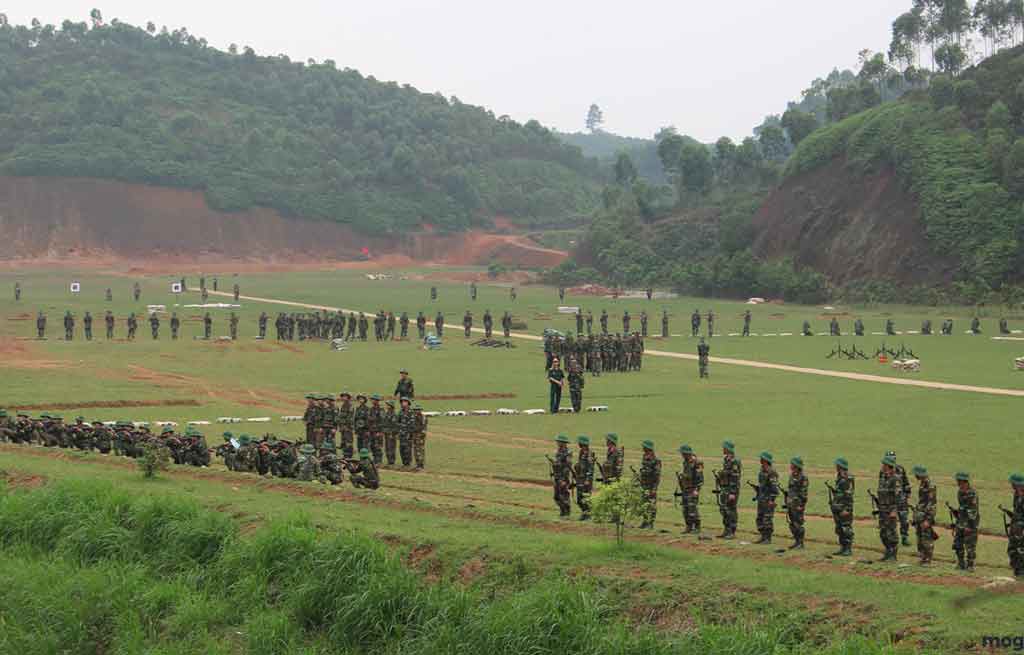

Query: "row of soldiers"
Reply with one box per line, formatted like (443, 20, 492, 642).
(573, 309, 672, 338)
(214, 432, 378, 488)
(811, 316, 1013, 337)
(544, 333, 645, 374)
(548, 436, 1024, 576)
(35, 311, 241, 341)
(270, 310, 510, 342)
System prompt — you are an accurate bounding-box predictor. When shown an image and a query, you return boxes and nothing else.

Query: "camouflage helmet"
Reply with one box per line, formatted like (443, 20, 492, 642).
(679, 444, 693, 455)
(790, 456, 804, 469)
(555, 434, 569, 444)
(954, 471, 970, 482)
(299, 443, 315, 455)
(912, 465, 928, 477)
(576, 435, 590, 446)
(1010, 473, 1024, 487)
(722, 440, 735, 453)
(605, 433, 619, 445)
(238, 434, 251, 446)
(834, 457, 849, 470)
(759, 451, 773, 464)
(881, 455, 896, 467)
(641, 439, 654, 450)
(359, 448, 371, 459)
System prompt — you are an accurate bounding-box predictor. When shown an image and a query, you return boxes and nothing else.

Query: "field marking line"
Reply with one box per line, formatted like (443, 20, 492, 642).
(198, 290, 1024, 398)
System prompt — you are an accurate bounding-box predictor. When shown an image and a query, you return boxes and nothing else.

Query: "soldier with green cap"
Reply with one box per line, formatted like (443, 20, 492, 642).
(953, 471, 979, 571)
(697, 338, 710, 379)
(912, 465, 938, 565)
(718, 440, 741, 539)
(354, 394, 370, 453)
(0, 409, 15, 442)
(368, 394, 384, 465)
(877, 455, 904, 561)
(345, 448, 380, 489)
(572, 436, 596, 520)
(786, 457, 809, 549)
(831, 457, 855, 555)
(382, 400, 398, 466)
(754, 452, 780, 544)
(1008, 473, 1024, 578)
(638, 440, 662, 529)
(676, 445, 704, 534)
(394, 369, 415, 400)
(337, 392, 355, 459)
(319, 440, 344, 485)
(216, 432, 237, 471)
(297, 443, 321, 482)
(412, 403, 428, 469)
(92, 420, 112, 454)
(302, 395, 319, 445)
(879, 450, 913, 547)
(236, 435, 258, 473)
(550, 435, 573, 518)
(397, 397, 415, 467)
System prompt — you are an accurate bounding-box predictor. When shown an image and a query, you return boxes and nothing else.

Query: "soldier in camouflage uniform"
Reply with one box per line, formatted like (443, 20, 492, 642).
(336, 392, 354, 459)
(854, 318, 865, 336)
(662, 310, 669, 338)
(551, 434, 573, 518)
(0, 409, 15, 442)
(170, 312, 180, 340)
(786, 456, 809, 549)
(92, 420, 112, 454)
(229, 312, 239, 340)
(83, 311, 93, 340)
(573, 436, 595, 520)
(638, 440, 661, 529)
(697, 338, 710, 379)
(952, 471, 980, 571)
(877, 455, 904, 561)
(912, 465, 938, 565)
(417, 311, 427, 339)
(302, 395, 319, 446)
(567, 357, 585, 413)
(150, 312, 160, 339)
(63, 310, 74, 340)
(412, 403, 428, 469)
(718, 440, 741, 539)
(463, 310, 473, 337)
(435, 311, 444, 338)
(601, 433, 623, 484)
(1008, 473, 1024, 578)
(345, 448, 380, 489)
(382, 400, 398, 466)
(400, 312, 409, 339)
(368, 394, 384, 465)
(394, 369, 415, 400)
(676, 444, 703, 534)
(296, 443, 321, 481)
(105, 311, 115, 339)
(319, 440, 344, 485)
(258, 312, 268, 339)
(886, 318, 896, 336)
(754, 451, 780, 544)
(202, 312, 212, 339)
(878, 450, 913, 547)
(640, 311, 648, 337)
(397, 397, 415, 467)
(600, 309, 608, 335)
(353, 394, 370, 453)
(830, 457, 855, 556)
(215, 434, 238, 471)
(483, 309, 493, 338)
(742, 310, 751, 337)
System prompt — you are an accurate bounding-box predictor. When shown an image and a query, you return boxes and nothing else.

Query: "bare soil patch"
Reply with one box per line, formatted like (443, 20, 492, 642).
(9, 399, 200, 411)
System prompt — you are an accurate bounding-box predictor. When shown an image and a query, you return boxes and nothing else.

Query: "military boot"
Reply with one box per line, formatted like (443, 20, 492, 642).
(881, 548, 896, 562)
(754, 533, 771, 545)
(956, 554, 966, 570)
(901, 535, 911, 547)
(788, 539, 804, 550)
(721, 530, 735, 540)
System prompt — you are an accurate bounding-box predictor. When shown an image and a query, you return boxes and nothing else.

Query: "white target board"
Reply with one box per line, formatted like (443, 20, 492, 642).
(171, 282, 183, 293)
(70, 282, 81, 293)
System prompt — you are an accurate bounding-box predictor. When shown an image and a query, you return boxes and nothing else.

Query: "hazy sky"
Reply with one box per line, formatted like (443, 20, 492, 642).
(4, 1, 897, 141)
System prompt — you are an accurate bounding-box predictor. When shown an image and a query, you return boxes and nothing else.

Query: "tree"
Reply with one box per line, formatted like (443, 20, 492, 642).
(585, 103, 604, 133)
(591, 478, 648, 545)
(138, 441, 170, 478)
(677, 143, 713, 195)
(146, 21, 155, 34)
(89, 8, 103, 28)
(780, 108, 818, 146)
(656, 134, 685, 175)
(986, 99, 1011, 132)
(613, 152, 637, 186)
(934, 42, 967, 75)
(758, 124, 788, 160)
(0, 13, 8, 27)
(713, 136, 737, 181)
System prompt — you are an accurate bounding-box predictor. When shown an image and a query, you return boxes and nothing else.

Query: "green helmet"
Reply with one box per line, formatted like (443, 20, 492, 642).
(359, 448, 370, 459)
(370, 393, 381, 401)
(1010, 473, 1024, 486)
(605, 433, 619, 445)
(555, 434, 570, 444)
(790, 456, 803, 469)
(223, 431, 234, 438)
(0, 409, 6, 418)
(834, 457, 849, 470)
(912, 465, 928, 477)
(759, 451, 773, 464)
(576, 435, 590, 446)
(679, 444, 693, 455)
(162, 425, 174, 434)
(881, 455, 896, 467)
(954, 471, 970, 482)
(641, 439, 654, 450)
(722, 440, 735, 453)
(299, 443, 315, 455)
(238, 435, 251, 446)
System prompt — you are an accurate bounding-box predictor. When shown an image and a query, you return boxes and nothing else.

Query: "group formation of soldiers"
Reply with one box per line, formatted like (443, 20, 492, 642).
(33, 310, 242, 341)
(298, 371, 428, 469)
(544, 332, 645, 375)
(214, 432, 379, 488)
(547, 436, 1024, 577)
(812, 316, 1015, 337)
(572, 308, 672, 339)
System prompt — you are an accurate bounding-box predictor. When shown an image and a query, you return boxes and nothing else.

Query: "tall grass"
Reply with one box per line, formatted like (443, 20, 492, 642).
(0, 481, 921, 655)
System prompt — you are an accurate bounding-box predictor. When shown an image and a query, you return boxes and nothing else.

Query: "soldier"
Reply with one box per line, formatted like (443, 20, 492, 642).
(83, 311, 93, 341)
(412, 403, 428, 469)
(430, 286, 437, 301)
(92, 420, 112, 454)
(435, 311, 444, 338)
(885, 318, 896, 336)
(585, 310, 593, 335)
(640, 310, 648, 337)
(216, 434, 238, 471)
(105, 287, 113, 302)
(258, 312, 268, 339)
(337, 391, 355, 459)
(854, 318, 865, 336)
(133, 282, 141, 302)
(677, 445, 703, 534)
(718, 440, 741, 539)
(14, 282, 20, 301)
(233, 283, 240, 302)
(382, 400, 398, 466)
(1007, 473, 1024, 578)
(879, 450, 912, 546)
(802, 320, 813, 337)
(353, 394, 370, 453)
(203, 312, 212, 339)
(510, 287, 517, 301)
(786, 456, 809, 549)
(386, 312, 396, 340)
(697, 337, 710, 379)
(483, 309, 493, 338)
(622, 310, 630, 334)
(345, 448, 380, 489)
(645, 286, 653, 301)
(952, 471, 979, 571)
(830, 317, 841, 336)
(416, 311, 426, 339)
(399, 312, 409, 339)
(877, 455, 903, 561)
(63, 310, 74, 340)
(742, 310, 751, 337)
(573, 436, 595, 520)
(754, 452, 780, 544)
(394, 369, 414, 400)
(397, 397, 415, 467)
(548, 358, 565, 413)
(470, 281, 477, 301)
(202, 286, 209, 303)
(602, 433, 623, 484)
(830, 458, 855, 555)
(912, 465, 938, 565)
(358, 312, 369, 340)
(690, 309, 700, 337)
(551, 434, 573, 518)
(600, 309, 608, 335)
(319, 440, 344, 485)
(0, 409, 15, 442)
(706, 310, 715, 338)
(970, 316, 981, 335)
(638, 440, 661, 529)
(229, 312, 239, 340)
(575, 309, 583, 336)
(105, 310, 115, 339)
(347, 312, 358, 340)
(941, 319, 953, 335)
(127, 312, 138, 340)
(502, 311, 512, 338)
(567, 358, 585, 413)
(463, 310, 473, 337)
(36, 311, 46, 339)
(662, 310, 669, 338)
(213, 277, 218, 291)
(921, 319, 932, 336)
(302, 394, 319, 445)
(296, 443, 321, 481)
(999, 317, 1011, 335)
(170, 312, 180, 340)
(150, 312, 160, 339)
(368, 394, 384, 465)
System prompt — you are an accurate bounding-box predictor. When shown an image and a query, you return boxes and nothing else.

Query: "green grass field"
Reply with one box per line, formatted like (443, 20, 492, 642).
(1, 267, 1022, 653)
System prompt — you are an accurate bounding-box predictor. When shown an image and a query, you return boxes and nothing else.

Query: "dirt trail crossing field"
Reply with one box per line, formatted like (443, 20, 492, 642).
(201, 290, 1024, 398)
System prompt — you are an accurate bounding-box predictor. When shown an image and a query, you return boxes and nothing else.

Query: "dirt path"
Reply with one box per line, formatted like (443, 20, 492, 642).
(201, 290, 1024, 398)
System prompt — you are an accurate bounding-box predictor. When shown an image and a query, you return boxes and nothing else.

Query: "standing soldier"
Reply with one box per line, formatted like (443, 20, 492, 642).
(718, 440, 741, 539)
(430, 286, 437, 301)
(470, 281, 477, 301)
(691, 309, 701, 337)
(1006, 473, 1024, 578)
(213, 277, 218, 291)
(83, 311, 93, 341)
(586, 310, 593, 335)
(434, 311, 444, 338)
(830, 316, 841, 336)
(886, 318, 897, 336)
(661, 310, 669, 338)
(877, 455, 903, 561)
(601, 433, 623, 484)
(559, 286, 566, 302)
(412, 403, 428, 469)
(353, 394, 370, 453)
(203, 312, 212, 339)
(105, 310, 115, 339)
(567, 358, 585, 413)
(743, 310, 752, 337)
(952, 471, 979, 571)
(575, 309, 584, 336)
(550, 434, 573, 518)
(677, 445, 703, 534)
(394, 369, 414, 400)
(133, 282, 141, 302)
(397, 397, 414, 467)
(416, 312, 426, 339)
(786, 456, 809, 549)
(879, 450, 913, 547)
(233, 283, 240, 302)
(347, 312, 358, 340)
(638, 440, 662, 529)
(63, 310, 74, 340)
(36, 311, 46, 339)
(463, 310, 473, 337)
(229, 312, 239, 340)
(547, 358, 565, 413)
(302, 395, 319, 446)
(149, 312, 160, 339)
(645, 286, 653, 301)
(386, 312, 396, 340)
(912, 465, 938, 565)
(830, 458, 855, 556)
(970, 316, 981, 335)
(368, 394, 384, 465)
(510, 287, 517, 301)
(170, 312, 180, 340)
(258, 312, 268, 339)
(573, 436, 595, 520)
(382, 400, 398, 466)
(202, 286, 209, 303)
(622, 310, 630, 334)
(14, 282, 20, 301)
(706, 309, 715, 338)
(399, 312, 409, 339)
(336, 392, 355, 459)
(640, 310, 648, 337)
(697, 337, 710, 379)
(483, 309, 493, 338)
(502, 311, 512, 338)
(754, 452, 780, 544)
(106, 287, 113, 302)
(854, 317, 865, 336)
(600, 309, 608, 335)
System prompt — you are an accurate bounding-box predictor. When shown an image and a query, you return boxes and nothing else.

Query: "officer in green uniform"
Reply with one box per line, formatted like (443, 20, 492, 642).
(602, 433, 623, 484)
(346, 448, 380, 489)
(382, 400, 398, 466)
(677, 444, 703, 534)
(394, 369, 414, 400)
(337, 391, 355, 459)
(877, 455, 904, 561)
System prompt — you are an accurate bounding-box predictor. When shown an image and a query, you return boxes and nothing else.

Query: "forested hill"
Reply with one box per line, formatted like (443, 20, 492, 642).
(0, 15, 602, 234)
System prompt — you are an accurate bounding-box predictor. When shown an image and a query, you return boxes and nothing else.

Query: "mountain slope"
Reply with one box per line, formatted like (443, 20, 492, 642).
(0, 18, 601, 235)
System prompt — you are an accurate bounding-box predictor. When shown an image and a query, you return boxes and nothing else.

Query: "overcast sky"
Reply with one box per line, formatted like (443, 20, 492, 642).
(4, 1, 897, 141)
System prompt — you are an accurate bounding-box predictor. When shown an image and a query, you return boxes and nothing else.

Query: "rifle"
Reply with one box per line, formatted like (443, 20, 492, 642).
(998, 505, 1013, 537)
(711, 470, 723, 508)
(867, 489, 881, 518)
(547, 455, 574, 490)
(673, 471, 685, 506)
(945, 502, 960, 531)
(746, 480, 760, 502)
(595, 461, 609, 485)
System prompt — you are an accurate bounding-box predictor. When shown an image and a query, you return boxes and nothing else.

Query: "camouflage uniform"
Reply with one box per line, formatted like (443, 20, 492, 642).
(397, 400, 415, 466)
(150, 313, 160, 339)
(551, 436, 573, 518)
(1008, 473, 1024, 578)
(677, 446, 703, 533)
(435, 312, 444, 338)
(296, 444, 321, 482)
(878, 453, 913, 546)
(394, 373, 414, 400)
(602, 434, 623, 484)
(831, 459, 855, 556)
(354, 396, 370, 452)
(382, 401, 398, 466)
(83, 312, 93, 340)
(567, 361, 585, 413)
(170, 313, 180, 339)
(912, 466, 938, 564)
(412, 406, 428, 469)
(368, 396, 384, 465)
(877, 456, 904, 560)
(573, 437, 595, 520)
(337, 394, 355, 459)
(718, 442, 741, 538)
(754, 453, 780, 543)
(347, 449, 380, 489)
(319, 442, 344, 485)
(105, 312, 115, 339)
(638, 442, 661, 528)
(953, 472, 979, 570)
(786, 458, 809, 549)
(697, 338, 710, 378)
